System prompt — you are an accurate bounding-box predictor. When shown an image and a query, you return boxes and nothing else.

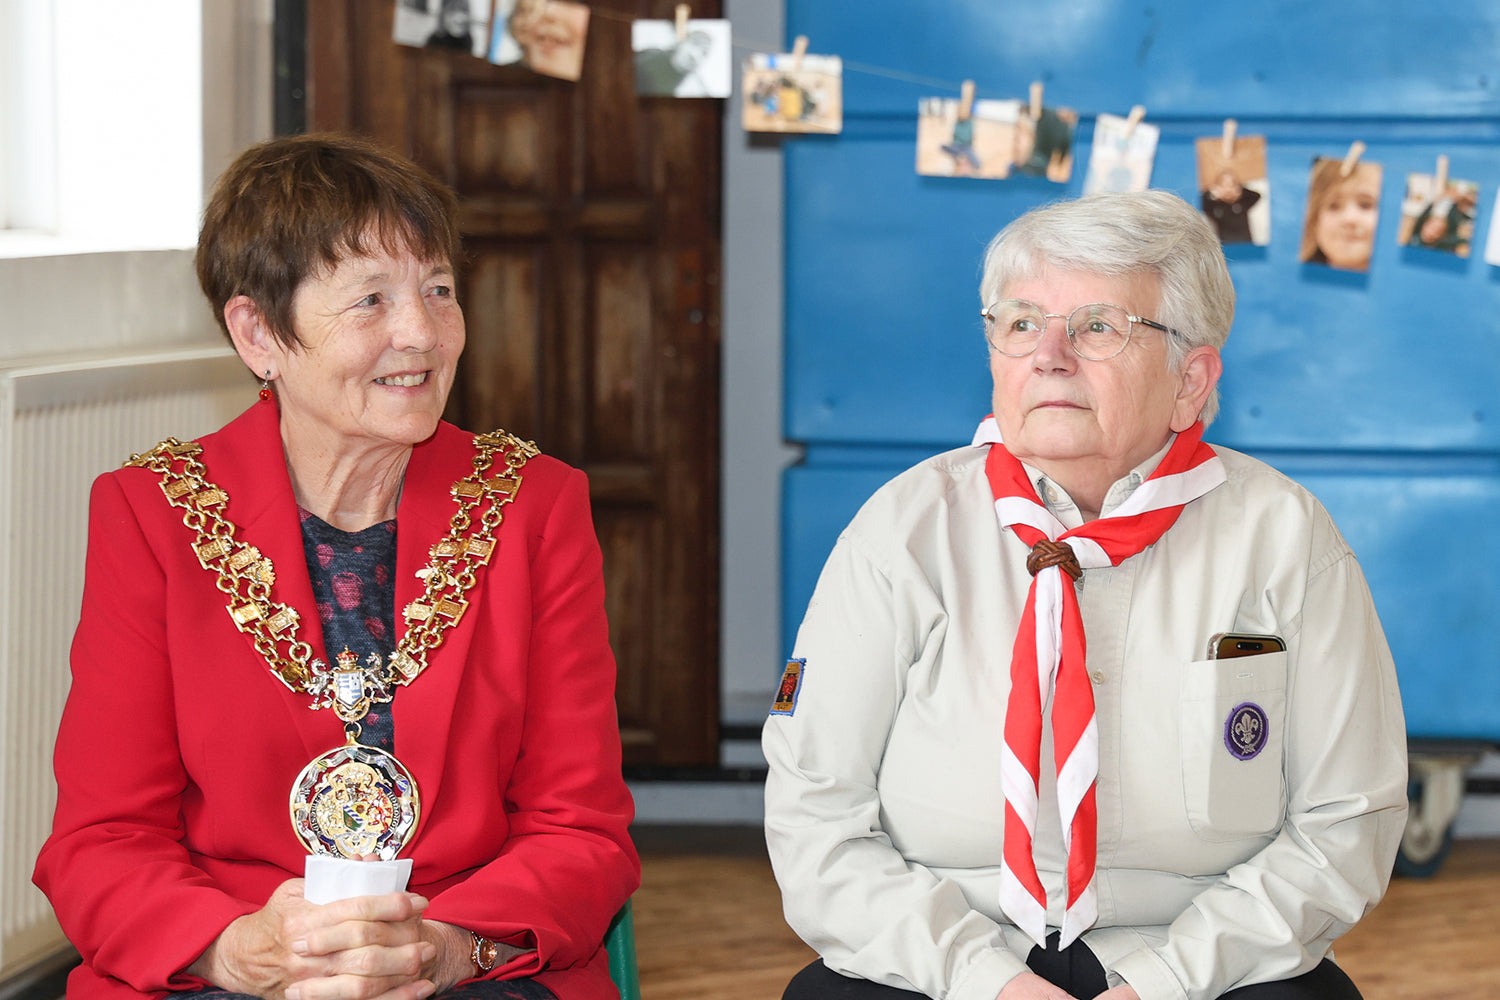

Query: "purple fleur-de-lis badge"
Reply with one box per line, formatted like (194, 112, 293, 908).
(1225, 702, 1269, 760)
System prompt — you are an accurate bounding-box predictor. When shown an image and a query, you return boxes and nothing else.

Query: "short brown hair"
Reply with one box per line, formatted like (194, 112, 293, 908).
(196, 132, 461, 348)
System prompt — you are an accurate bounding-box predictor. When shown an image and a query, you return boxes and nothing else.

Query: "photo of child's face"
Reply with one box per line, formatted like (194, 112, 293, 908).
(1194, 135, 1270, 246)
(1298, 158, 1381, 271)
(511, 0, 575, 54)
(1209, 170, 1243, 203)
(1397, 172, 1477, 258)
(505, 0, 588, 81)
(1314, 172, 1380, 271)
(1419, 213, 1449, 244)
(439, 0, 471, 36)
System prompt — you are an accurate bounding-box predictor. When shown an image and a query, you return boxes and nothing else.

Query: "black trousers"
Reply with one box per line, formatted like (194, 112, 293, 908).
(783, 934, 1363, 1000)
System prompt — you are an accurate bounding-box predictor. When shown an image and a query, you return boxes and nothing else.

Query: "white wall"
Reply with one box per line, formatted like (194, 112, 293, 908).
(0, 1, 271, 365)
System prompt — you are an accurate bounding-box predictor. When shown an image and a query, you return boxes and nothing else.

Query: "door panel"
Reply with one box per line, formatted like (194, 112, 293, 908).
(305, 0, 721, 765)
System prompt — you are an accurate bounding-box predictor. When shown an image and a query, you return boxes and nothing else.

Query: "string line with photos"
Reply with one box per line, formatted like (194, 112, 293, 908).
(437, 0, 1497, 128)
(400, 0, 1498, 266)
(581, 4, 960, 90)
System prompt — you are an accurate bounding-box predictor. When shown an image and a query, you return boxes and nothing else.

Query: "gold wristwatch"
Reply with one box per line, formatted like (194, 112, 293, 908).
(470, 931, 499, 974)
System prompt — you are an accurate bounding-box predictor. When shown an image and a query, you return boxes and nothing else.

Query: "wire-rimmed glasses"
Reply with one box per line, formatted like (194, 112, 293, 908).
(980, 300, 1181, 361)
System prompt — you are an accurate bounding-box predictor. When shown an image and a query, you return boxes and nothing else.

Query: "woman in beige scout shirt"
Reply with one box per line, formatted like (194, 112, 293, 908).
(764, 190, 1406, 1000)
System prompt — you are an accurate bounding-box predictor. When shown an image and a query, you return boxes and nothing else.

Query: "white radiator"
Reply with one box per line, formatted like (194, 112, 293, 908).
(0, 346, 247, 982)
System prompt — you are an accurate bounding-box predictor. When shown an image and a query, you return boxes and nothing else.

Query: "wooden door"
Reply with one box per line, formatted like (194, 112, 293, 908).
(303, 0, 721, 766)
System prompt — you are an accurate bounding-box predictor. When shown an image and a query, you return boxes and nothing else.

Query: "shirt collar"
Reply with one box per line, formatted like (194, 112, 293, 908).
(1021, 435, 1177, 531)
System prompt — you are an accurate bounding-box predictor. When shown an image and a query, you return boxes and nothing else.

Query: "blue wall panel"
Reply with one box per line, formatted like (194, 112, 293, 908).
(787, 1, 1499, 119)
(1286, 463, 1500, 740)
(781, 0, 1500, 742)
(781, 463, 905, 658)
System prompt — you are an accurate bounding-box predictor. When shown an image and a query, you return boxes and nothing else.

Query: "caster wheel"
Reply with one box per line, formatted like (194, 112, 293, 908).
(1394, 778, 1455, 878)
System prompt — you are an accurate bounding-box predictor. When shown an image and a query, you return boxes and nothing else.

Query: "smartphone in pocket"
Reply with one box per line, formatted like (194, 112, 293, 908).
(1208, 632, 1285, 659)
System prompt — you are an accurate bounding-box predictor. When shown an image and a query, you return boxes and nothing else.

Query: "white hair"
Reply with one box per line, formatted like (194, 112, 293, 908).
(979, 189, 1235, 424)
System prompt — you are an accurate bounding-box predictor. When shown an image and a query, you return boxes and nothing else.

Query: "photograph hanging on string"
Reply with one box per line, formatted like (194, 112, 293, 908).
(487, 0, 591, 79)
(1081, 113, 1159, 194)
(394, 0, 491, 59)
(1194, 134, 1271, 246)
(1013, 103, 1077, 182)
(1397, 172, 1479, 258)
(1298, 157, 1382, 272)
(632, 18, 733, 98)
(915, 97, 1021, 180)
(742, 52, 843, 134)
(489, 0, 591, 82)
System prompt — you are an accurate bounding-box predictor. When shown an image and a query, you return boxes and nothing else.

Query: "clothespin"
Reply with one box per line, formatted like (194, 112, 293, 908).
(675, 4, 690, 42)
(1434, 154, 1450, 193)
(1339, 141, 1366, 178)
(1029, 82, 1044, 119)
(959, 80, 976, 119)
(1220, 118, 1237, 160)
(790, 34, 808, 73)
(1124, 104, 1146, 138)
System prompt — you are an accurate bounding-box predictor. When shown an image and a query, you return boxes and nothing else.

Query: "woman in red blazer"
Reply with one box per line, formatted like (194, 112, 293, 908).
(34, 134, 638, 1000)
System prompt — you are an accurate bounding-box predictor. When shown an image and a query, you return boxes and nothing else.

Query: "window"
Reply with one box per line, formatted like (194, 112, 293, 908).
(1, 0, 203, 256)
(0, 0, 58, 233)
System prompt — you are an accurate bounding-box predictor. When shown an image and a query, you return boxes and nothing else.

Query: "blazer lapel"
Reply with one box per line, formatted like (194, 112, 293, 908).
(389, 424, 484, 830)
(201, 401, 341, 766)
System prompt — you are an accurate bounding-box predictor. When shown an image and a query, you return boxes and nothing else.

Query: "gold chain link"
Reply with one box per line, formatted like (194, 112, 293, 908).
(125, 430, 539, 700)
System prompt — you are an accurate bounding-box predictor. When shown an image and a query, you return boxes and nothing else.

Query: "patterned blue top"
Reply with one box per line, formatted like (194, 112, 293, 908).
(298, 509, 398, 753)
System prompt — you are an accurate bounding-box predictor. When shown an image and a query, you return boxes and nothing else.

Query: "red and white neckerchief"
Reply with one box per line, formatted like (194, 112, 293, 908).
(973, 415, 1225, 948)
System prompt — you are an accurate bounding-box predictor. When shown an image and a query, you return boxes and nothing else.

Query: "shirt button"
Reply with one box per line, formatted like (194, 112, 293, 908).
(1090, 670, 1107, 684)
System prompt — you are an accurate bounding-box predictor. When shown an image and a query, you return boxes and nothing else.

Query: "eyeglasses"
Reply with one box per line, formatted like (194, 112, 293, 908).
(980, 300, 1182, 361)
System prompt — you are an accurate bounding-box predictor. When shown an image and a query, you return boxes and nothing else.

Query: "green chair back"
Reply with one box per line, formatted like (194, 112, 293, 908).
(605, 899, 641, 1000)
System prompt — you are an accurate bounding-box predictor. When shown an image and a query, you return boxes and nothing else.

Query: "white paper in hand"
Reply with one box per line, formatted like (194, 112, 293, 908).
(304, 855, 413, 905)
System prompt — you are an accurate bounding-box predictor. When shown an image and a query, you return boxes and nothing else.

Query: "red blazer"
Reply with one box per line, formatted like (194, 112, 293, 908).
(34, 401, 640, 1000)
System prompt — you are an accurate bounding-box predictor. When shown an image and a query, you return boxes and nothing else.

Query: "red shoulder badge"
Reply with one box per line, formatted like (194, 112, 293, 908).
(770, 658, 805, 716)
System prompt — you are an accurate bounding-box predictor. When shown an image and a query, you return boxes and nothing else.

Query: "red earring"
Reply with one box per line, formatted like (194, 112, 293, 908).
(259, 371, 273, 402)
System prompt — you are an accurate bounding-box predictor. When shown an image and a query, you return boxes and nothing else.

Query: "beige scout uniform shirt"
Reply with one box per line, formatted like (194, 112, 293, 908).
(763, 440, 1407, 1000)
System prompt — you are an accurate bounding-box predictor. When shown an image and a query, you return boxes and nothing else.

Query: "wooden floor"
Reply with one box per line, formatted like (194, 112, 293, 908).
(632, 829, 1500, 999)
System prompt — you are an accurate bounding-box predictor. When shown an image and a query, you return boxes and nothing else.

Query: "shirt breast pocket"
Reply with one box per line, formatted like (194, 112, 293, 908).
(1179, 650, 1288, 842)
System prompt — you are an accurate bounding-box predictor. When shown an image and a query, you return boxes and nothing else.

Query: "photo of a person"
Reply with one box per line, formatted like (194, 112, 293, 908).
(426, 0, 476, 51)
(1399, 172, 1478, 258)
(915, 97, 1021, 180)
(489, 0, 590, 82)
(393, 0, 490, 58)
(1082, 112, 1159, 194)
(631, 19, 732, 98)
(1194, 134, 1271, 246)
(1202, 171, 1261, 245)
(941, 104, 980, 175)
(1012, 104, 1077, 182)
(743, 52, 843, 135)
(1299, 158, 1382, 272)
